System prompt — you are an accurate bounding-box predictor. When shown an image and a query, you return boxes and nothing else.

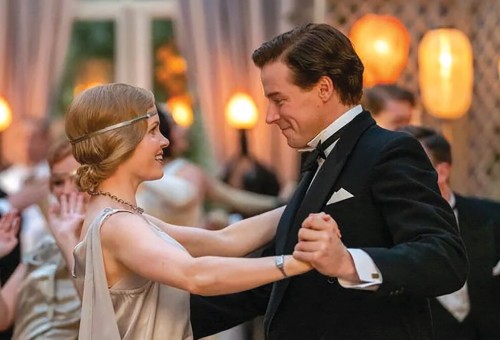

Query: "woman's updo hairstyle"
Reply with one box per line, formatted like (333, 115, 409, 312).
(65, 83, 155, 192)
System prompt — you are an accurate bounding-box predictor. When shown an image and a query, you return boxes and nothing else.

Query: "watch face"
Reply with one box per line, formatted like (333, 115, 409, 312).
(275, 255, 287, 277)
(276, 255, 284, 267)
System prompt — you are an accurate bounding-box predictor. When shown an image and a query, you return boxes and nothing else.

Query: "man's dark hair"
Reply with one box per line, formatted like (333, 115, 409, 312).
(398, 125, 452, 164)
(252, 23, 364, 106)
(362, 84, 415, 116)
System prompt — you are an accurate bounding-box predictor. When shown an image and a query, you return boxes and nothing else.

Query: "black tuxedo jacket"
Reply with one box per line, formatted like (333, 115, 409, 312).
(191, 112, 467, 339)
(430, 194, 500, 340)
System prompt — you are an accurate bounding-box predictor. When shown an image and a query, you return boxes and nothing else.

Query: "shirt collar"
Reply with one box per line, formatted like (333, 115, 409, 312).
(299, 105, 363, 154)
(448, 192, 456, 209)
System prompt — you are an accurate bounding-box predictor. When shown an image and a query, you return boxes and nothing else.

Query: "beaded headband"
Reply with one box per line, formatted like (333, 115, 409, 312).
(69, 111, 157, 144)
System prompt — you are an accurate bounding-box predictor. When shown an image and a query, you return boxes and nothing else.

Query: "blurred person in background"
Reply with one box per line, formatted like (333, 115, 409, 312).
(0, 119, 51, 194)
(362, 84, 415, 131)
(222, 154, 281, 198)
(0, 139, 83, 340)
(0, 119, 51, 254)
(0, 119, 51, 339)
(0, 181, 49, 337)
(400, 125, 500, 340)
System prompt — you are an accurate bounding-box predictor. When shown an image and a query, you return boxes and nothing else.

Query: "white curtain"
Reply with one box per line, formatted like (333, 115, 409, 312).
(176, 0, 299, 183)
(0, 0, 74, 164)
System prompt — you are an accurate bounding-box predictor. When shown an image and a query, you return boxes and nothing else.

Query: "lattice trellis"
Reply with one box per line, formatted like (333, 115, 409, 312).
(289, 0, 500, 199)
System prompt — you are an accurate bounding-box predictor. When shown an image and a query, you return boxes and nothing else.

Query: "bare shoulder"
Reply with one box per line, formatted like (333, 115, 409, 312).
(100, 211, 150, 245)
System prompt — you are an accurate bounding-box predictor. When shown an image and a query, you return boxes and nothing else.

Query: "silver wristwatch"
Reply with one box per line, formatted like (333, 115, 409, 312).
(275, 255, 288, 278)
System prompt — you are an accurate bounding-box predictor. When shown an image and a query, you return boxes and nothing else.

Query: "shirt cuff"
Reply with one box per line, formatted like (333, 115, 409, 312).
(338, 248, 382, 291)
(0, 198, 13, 214)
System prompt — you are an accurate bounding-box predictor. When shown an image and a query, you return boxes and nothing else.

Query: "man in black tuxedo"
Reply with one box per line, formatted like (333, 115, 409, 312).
(191, 23, 467, 339)
(400, 125, 500, 340)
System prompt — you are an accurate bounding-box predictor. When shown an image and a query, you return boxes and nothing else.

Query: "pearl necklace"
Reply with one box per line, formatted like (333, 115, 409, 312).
(91, 190, 144, 214)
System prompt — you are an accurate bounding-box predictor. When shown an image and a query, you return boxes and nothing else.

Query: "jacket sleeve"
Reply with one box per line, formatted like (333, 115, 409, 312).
(362, 135, 468, 297)
(190, 244, 274, 339)
(190, 283, 271, 339)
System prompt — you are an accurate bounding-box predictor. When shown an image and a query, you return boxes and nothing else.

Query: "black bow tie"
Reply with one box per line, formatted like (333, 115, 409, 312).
(301, 125, 347, 174)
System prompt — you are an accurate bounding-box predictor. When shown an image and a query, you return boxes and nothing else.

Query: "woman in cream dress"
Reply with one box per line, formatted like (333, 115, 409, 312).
(62, 84, 335, 340)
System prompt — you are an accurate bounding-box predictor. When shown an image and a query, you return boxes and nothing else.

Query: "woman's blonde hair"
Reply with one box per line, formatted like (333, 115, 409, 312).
(65, 83, 155, 192)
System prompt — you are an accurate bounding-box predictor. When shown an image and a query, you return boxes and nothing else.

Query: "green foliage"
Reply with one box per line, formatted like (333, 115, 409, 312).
(152, 19, 175, 103)
(55, 21, 115, 117)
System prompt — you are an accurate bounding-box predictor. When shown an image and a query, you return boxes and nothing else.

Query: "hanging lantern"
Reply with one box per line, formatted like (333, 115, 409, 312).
(167, 96, 194, 127)
(350, 14, 410, 87)
(0, 97, 12, 132)
(225, 92, 258, 130)
(419, 29, 473, 119)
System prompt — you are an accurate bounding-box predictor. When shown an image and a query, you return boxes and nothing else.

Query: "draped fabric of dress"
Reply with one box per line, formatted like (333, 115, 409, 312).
(73, 208, 193, 340)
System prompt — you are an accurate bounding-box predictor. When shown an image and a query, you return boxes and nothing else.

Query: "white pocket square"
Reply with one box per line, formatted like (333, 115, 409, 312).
(327, 188, 354, 205)
(493, 260, 500, 276)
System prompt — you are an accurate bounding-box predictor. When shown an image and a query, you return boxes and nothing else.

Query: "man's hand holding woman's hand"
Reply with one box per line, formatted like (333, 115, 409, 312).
(293, 212, 359, 282)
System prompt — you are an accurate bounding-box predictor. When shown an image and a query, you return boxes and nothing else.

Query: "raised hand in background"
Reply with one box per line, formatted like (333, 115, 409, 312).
(0, 211, 20, 258)
(48, 192, 86, 269)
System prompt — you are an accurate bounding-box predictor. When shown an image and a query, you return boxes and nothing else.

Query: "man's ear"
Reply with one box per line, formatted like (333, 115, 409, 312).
(317, 76, 334, 102)
(435, 162, 452, 185)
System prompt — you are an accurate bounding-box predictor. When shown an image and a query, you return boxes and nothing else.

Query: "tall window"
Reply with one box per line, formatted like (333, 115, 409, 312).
(57, 0, 185, 116)
(58, 21, 115, 115)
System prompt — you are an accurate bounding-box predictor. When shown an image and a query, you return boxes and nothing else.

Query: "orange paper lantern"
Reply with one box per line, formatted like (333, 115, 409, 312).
(418, 29, 473, 119)
(350, 14, 410, 87)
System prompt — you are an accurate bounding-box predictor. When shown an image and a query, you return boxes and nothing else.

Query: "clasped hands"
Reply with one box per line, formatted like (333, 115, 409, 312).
(293, 212, 358, 282)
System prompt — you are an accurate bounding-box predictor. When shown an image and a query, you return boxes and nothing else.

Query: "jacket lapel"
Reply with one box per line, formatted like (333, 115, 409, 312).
(274, 170, 316, 254)
(265, 112, 375, 333)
